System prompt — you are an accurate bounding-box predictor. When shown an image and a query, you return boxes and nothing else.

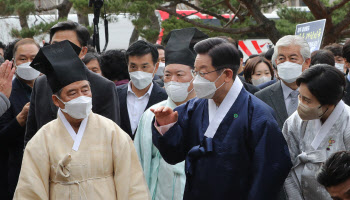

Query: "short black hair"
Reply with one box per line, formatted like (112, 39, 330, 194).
(324, 43, 343, 57)
(126, 40, 158, 65)
(238, 50, 243, 59)
(317, 151, 350, 188)
(194, 37, 240, 76)
(49, 21, 90, 47)
(4, 39, 20, 61)
(154, 44, 165, 50)
(265, 48, 274, 61)
(82, 52, 101, 66)
(343, 40, 350, 63)
(296, 64, 345, 105)
(0, 41, 5, 51)
(100, 49, 129, 81)
(311, 49, 335, 66)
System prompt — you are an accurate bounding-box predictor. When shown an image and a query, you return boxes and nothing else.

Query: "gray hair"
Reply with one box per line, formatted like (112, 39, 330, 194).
(272, 35, 311, 66)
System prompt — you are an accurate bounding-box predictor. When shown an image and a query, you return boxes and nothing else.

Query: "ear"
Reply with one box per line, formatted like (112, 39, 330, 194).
(52, 95, 63, 109)
(304, 58, 311, 69)
(79, 46, 88, 59)
(224, 69, 234, 82)
(153, 62, 159, 75)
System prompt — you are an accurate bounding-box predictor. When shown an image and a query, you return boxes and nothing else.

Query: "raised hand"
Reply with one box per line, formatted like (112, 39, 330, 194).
(0, 60, 15, 98)
(150, 106, 178, 126)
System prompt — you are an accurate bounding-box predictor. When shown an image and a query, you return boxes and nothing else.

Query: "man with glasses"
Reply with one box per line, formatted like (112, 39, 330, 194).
(117, 40, 167, 139)
(151, 37, 292, 200)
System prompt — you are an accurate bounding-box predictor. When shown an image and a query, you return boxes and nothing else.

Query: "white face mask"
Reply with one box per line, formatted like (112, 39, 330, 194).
(58, 96, 92, 119)
(335, 63, 344, 72)
(156, 62, 165, 76)
(277, 61, 303, 83)
(164, 80, 193, 103)
(251, 76, 271, 86)
(16, 62, 40, 80)
(193, 71, 225, 99)
(129, 68, 155, 90)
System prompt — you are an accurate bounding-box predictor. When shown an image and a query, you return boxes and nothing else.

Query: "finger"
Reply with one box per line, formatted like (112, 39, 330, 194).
(150, 108, 155, 113)
(162, 106, 170, 113)
(0, 60, 9, 76)
(4, 61, 12, 79)
(156, 106, 164, 113)
(7, 62, 15, 80)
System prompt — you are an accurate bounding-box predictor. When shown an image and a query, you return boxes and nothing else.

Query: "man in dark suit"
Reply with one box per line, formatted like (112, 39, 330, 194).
(255, 35, 311, 130)
(117, 40, 167, 139)
(342, 40, 350, 105)
(0, 39, 39, 200)
(24, 21, 120, 145)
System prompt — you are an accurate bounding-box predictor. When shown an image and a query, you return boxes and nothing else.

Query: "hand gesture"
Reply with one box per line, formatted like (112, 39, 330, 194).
(0, 60, 15, 98)
(16, 102, 30, 127)
(150, 106, 178, 126)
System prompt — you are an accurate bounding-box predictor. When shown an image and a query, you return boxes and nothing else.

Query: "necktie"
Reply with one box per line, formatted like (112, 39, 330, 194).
(287, 90, 299, 116)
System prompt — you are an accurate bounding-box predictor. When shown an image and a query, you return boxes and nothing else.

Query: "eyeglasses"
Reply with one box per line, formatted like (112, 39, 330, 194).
(191, 68, 225, 77)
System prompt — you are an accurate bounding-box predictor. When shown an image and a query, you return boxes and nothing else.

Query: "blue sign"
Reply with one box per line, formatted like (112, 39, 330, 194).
(295, 19, 326, 52)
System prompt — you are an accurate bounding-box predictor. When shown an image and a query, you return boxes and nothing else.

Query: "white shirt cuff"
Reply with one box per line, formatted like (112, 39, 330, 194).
(154, 121, 177, 135)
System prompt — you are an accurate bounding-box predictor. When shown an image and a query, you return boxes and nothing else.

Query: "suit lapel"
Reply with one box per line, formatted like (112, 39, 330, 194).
(146, 82, 161, 110)
(120, 85, 132, 135)
(269, 81, 288, 126)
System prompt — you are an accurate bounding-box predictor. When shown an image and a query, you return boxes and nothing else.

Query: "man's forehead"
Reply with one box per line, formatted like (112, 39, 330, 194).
(278, 45, 302, 56)
(51, 30, 80, 46)
(62, 80, 89, 90)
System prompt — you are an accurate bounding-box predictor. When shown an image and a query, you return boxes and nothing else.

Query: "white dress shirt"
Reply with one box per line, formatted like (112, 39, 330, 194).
(280, 81, 299, 112)
(127, 82, 153, 135)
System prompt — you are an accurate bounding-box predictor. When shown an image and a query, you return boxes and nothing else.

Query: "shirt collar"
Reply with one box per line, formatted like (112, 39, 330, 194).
(127, 81, 153, 98)
(280, 80, 298, 100)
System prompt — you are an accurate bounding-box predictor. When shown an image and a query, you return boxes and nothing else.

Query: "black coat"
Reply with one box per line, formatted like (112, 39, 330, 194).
(343, 76, 350, 106)
(24, 69, 121, 145)
(117, 82, 167, 139)
(0, 78, 31, 200)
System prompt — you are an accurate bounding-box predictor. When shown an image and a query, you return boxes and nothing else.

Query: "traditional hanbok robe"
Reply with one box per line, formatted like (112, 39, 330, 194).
(134, 98, 186, 200)
(14, 111, 150, 200)
(152, 79, 292, 200)
(283, 100, 350, 200)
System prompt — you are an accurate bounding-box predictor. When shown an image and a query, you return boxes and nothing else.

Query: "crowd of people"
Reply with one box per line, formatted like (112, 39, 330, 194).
(0, 20, 349, 200)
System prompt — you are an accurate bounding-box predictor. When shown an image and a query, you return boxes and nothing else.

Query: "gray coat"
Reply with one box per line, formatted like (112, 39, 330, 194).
(0, 92, 10, 117)
(255, 81, 288, 129)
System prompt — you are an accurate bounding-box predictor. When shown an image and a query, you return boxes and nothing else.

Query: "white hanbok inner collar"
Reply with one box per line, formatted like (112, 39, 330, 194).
(310, 100, 345, 150)
(205, 76, 243, 138)
(58, 109, 89, 151)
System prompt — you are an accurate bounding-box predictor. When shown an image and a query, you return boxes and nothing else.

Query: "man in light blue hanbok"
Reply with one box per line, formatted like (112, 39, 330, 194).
(134, 28, 208, 200)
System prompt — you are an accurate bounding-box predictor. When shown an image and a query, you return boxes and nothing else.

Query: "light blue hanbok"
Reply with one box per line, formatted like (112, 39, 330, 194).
(134, 98, 186, 200)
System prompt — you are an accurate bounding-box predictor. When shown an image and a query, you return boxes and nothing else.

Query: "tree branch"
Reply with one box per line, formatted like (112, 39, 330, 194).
(333, 11, 350, 34)
(176, 0, 229, 22)
(224, 0, 244, 21)
(36, 4, 60, 12)
(328, 0, 350, 14)
(340, 29, 350, 36)
(157, 5, 261, 34)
